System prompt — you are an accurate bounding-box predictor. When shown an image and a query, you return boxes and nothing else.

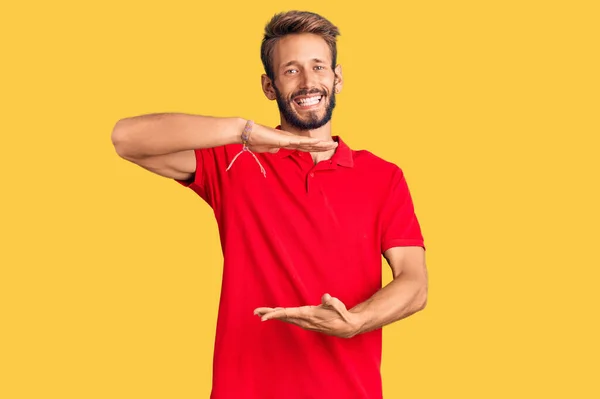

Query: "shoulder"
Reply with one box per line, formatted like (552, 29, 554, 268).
(351, 148, 405, 180)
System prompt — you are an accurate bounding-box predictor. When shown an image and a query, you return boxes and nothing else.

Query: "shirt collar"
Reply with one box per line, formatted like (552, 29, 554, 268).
(272, 125, 354, 168)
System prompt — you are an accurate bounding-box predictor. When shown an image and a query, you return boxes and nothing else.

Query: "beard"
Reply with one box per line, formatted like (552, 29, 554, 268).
(273, 83, 337, 130)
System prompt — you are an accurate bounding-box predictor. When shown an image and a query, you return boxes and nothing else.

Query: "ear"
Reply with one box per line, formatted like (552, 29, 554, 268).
(261, 74, 277, 100)
(333, 65, 343, 94)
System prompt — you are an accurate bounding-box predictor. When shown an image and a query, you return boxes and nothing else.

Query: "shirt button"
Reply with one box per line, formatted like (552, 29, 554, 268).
(309, 172, 314, 178)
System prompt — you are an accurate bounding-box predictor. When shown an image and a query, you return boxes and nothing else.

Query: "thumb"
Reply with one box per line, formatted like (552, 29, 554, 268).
(321, 293, 351, 322)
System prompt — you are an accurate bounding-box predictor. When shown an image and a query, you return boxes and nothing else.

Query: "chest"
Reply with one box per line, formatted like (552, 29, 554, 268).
(220, 154, 382, 249)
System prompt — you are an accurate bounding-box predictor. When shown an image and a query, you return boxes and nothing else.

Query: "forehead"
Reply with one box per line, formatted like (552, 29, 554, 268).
(272, 33, 332, 67)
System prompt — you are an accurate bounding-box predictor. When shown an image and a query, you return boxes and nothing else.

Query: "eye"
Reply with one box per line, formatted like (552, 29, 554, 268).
(314, 65, 325, 71)
(285, 69, 298, 74)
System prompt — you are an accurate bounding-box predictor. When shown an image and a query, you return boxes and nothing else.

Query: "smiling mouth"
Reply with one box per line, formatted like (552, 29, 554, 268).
(294, 95, 323, 108)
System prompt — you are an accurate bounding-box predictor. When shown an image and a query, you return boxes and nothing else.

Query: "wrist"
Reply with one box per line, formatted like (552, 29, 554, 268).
(227, 117, 247, 145)
(348, 303, 374, 337)
(346, 309, 366, 338)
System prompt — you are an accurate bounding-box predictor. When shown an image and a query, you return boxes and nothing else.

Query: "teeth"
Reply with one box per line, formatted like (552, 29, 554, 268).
(297, 96, 321, 106)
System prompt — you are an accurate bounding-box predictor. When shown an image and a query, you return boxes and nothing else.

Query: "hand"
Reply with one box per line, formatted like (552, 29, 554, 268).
(253, 293, 361, 338)
(246, 124, 338, 154)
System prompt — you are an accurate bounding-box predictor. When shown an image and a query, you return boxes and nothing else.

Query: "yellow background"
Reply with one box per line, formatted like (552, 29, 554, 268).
(1, 0, 599, 398)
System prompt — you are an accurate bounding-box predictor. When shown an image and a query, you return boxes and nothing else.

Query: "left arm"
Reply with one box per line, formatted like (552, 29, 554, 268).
(348, 246, 428, 336)
(254, 246, 428, 338)
(255, 167, 427, 337)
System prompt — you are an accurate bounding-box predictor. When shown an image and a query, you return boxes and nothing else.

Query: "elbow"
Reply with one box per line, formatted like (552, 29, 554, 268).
(416, 266, 428, 312)
(415, 284, 428, 312)
(417, 293, 427, 312)
(111, 119, 135, 159)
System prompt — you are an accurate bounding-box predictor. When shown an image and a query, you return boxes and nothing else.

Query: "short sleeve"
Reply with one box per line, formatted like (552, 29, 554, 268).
(174, 148, 211, 204)
(380, 167, 425, 253)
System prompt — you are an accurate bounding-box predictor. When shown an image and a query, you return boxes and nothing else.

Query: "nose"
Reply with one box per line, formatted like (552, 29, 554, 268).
(299, 68, 318, 89)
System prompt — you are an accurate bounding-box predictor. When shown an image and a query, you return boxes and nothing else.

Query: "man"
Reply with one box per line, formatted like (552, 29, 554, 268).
(112, 10, 427, 399)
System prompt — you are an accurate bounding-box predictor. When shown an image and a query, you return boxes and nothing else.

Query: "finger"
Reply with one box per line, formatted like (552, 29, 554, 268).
(294, 142, 339, 152)
(261, 306, 303, 321)
(321, 294, 351, 322)
(297, 139, 337, 148)
(280, 138, 322, 148)
(321, 293, 332, 305)
(260, 307, 287, 321)
(253, 307, 276, 316)
(282, 138, 338, 149)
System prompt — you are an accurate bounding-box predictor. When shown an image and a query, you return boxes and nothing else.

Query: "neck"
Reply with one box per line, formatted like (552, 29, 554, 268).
(279, 118, 336, 164)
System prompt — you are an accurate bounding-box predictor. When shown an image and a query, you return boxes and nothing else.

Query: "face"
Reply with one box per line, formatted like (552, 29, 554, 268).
(262, 33, 343, 130)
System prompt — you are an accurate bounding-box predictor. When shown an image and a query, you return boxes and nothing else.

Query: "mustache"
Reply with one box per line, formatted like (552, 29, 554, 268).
(291, 88, 327, 98)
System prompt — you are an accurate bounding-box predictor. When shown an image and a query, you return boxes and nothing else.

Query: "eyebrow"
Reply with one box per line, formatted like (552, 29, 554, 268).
(281, 58, 328, 69)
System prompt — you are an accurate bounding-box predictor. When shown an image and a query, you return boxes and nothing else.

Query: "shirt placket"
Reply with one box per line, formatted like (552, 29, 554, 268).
(300, 156, 336, 193)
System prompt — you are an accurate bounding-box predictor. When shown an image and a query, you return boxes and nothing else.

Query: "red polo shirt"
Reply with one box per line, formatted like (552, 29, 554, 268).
(176, 135, 424, 399)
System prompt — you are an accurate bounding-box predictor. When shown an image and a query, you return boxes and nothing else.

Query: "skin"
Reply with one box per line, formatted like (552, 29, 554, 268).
(112, 32, 428, 339)
(261, 33, 344, 165)
(253, 33, 428, 338)
(110, 36, 341, 180)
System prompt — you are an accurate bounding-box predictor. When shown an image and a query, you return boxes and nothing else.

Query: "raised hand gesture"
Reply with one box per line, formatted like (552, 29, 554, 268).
(245, 123, 338, 154)
(254, 294, 360, 339)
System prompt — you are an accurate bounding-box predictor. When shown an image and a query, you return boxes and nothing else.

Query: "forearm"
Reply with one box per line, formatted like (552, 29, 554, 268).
(349, 272, 427, 336)
(111, 113, 245, 158)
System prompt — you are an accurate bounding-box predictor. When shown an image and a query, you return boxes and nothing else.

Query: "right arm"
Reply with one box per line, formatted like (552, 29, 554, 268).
(110, 113, 337, 181)
(111, 114, 245, 181)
